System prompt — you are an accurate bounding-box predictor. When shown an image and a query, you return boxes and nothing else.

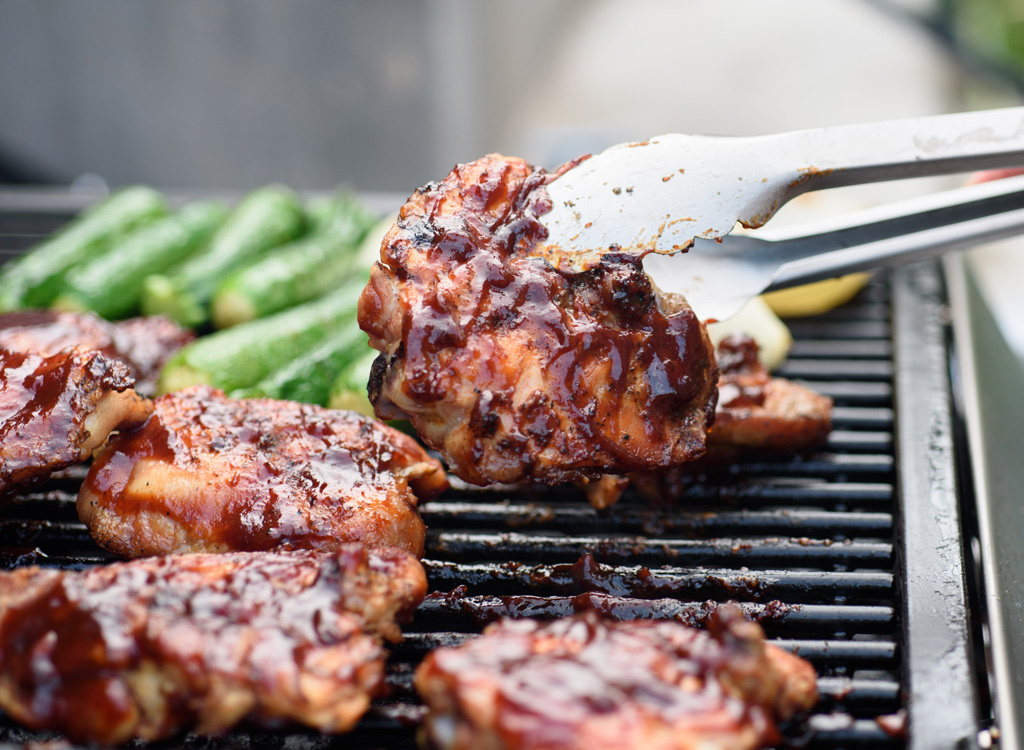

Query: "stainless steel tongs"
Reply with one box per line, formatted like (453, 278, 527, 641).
(644, 172, 1024, 320)
(530, 107, 1024, 321)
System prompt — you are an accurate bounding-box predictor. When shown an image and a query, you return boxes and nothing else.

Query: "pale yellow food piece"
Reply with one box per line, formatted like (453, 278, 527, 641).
(329, 390, 375, 417)
(762, 273, 872, 318)
(356, 211, 399, 269)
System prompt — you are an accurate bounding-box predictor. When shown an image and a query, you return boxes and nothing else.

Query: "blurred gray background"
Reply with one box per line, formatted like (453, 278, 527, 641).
(0, 1, 581, 192)
(0, 0, 1019, 194)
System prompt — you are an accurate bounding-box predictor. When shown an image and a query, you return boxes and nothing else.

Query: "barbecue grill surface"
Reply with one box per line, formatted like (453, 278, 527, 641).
(0, 203, 987, 749)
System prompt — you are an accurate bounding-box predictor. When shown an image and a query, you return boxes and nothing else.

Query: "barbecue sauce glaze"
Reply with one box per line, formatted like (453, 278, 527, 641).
(416, 607, 818, 750)
(80, 385, 447, 557)
(0, 346, 136, 495)
(0, 546, 424, 744)
(360, 154, 718, 485)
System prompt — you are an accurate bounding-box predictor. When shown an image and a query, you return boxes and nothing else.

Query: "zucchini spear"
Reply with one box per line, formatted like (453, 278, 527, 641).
(231, 323, 370, 405)
(157, 277, 365, 395)
(54, 200, 228, 319)
(327, 347, 379, 417)
(142, 185, 305, 327)
(0, 186, 167, 311)
(328, 346, 416, 436)
(210, 190, 375, 328)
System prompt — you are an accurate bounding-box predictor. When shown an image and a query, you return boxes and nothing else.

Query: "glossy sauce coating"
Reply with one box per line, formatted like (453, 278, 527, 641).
(0, 345, 147, 497)
(0, 310, 194, 396)
(415, 608, 818, 750)
(0, 545, 426, 744)
(715, 334, 768, 410)
(79, 385, 447, 558)
(360, 154, 718, 485)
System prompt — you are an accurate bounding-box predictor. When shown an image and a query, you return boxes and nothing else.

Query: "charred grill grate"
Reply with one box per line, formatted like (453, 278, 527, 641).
(0, 201, 985, 749)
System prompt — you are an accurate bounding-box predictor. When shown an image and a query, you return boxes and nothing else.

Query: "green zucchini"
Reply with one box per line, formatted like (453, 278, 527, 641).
(327, 347, 379, 417)
(312, 189, 376, 243)
(54, 200, 228, 319)
(304, 195, 335, 230)
(0, 186, 168, 311)
(231, 323, 369, 405)
(141, 185, 305, 327)
(210, 191, 375, 329)
(327, 346, 416, 435)
(355, 210, 399, 270)
(157, 277, 365, 394)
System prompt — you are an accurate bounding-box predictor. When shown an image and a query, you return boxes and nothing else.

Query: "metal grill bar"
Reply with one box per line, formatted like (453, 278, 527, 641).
(787, 320, 891, 340)
(422, 560, 894, 602)
(667, 480, 894, 507)
(891, 263, 983, 748)
(777, 359, 894, 380)
(831, 406, 894, 429)
(824, 433, 893, 452)
(428, 531, 893, 566)
(810, 381, 893, 403)
(413, 595, 896, 634)
(789, 339, 893, 358)
(422, 503, 893, 535)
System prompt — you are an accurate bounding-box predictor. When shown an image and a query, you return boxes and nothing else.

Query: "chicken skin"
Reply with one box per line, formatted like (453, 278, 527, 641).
(0, 345, 151, 499)
(0, 545, 426, 745)
(0, 309, 194, 396)
(416, 607, 817, 750)
(710, 334, 832, 451)
(78, 385, 447, 559)
(359, 154, 718, 486)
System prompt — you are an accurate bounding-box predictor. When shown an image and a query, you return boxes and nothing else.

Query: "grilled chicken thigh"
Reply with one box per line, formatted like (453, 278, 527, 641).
(0, 545, 426, 744)
(416, 608, 817, 750)
(360, 154, 718, 486)
(0, 309, 194, 396)
(78, 385, 447, 558)
(0, 345, 150, 498)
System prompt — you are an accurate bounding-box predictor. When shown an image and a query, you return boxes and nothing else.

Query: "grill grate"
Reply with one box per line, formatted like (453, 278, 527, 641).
(0, 200, 985, 749)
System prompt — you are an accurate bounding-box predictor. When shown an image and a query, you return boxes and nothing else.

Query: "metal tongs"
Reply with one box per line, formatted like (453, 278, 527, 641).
(533, 107, 1024, 321)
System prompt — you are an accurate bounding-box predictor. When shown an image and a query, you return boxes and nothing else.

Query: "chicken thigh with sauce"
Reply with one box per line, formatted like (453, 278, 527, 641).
(0, 309, 193, 396)
(416, 607, 818, 750)
(359, 154, 718, 486)
(78, 385, 447, 558)
(0, 545, 426, 744)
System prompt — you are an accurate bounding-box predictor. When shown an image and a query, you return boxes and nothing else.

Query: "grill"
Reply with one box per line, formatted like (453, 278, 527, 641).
(0, 197, 990, 749)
